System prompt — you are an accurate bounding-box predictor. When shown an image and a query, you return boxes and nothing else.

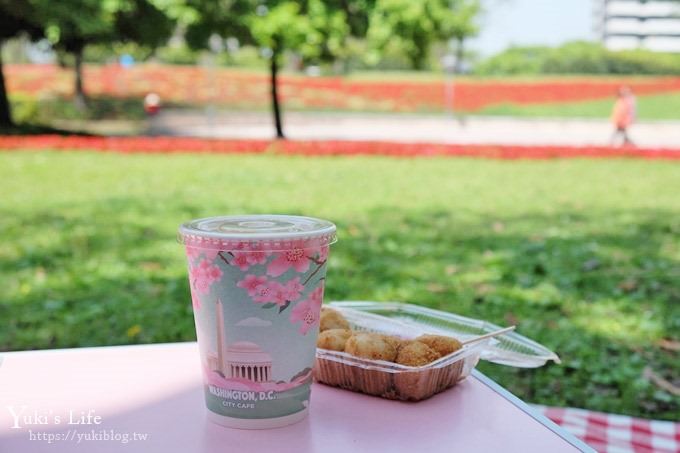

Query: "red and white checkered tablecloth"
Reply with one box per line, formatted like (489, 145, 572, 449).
(536, 406, 680, 453)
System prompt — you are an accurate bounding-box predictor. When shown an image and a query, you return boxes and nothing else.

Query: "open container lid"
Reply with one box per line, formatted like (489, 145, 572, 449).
(328, 301, 560, 368)
(178, 215, 337, 251)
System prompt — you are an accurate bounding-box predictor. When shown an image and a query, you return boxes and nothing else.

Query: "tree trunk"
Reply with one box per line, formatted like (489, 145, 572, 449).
(454, 37, 465, 74)
(73, 47, 87, 111)
(270, 52, 284, 139)
(0, 44, 13, 128)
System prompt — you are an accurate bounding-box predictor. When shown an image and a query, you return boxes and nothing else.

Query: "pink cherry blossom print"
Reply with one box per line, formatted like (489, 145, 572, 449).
(318, 246, 329, 262)
(269, 282, 290, 306)
(237, 274, 269, 296)
(289, 285, 324, 335)
(186, 246, 220, 262)
(245, 250, 269, 266)
(208, 265, 223, 280)
(189, 264, 204, 287)
(186, 246, 201, 260)
(196, 260, 214, 281)
(188, 258, 223, 310)
(233, 241, 250, 251)
(282, 277, 304, 302)
(267, 241, 316, 277)
(252, 281, 281, 303)
(203, 249, 220, 260)
(194, 275, 211, 294)
(224, 244, 271, 270)
(230, 252, 252, 271)
(191, 292, 202, 310)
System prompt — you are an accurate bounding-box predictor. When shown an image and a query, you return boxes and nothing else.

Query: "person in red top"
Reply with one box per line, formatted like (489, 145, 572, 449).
(610, 86, 636, 147)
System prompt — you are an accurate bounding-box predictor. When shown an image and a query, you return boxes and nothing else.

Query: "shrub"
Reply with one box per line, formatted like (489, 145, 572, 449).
(84, 43, 154, 64)
(475, 41, 680, 75)
(9, 93, 40, 124)
(216, 45, 267, 69)
(475, 46, 550, 75)
(9, 95, 146, 124)
(154, 45, 201, 65)
(541, 42, 609, 74)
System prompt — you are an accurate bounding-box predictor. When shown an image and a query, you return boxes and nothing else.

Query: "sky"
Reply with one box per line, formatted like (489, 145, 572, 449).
(469, 0, 596, 56)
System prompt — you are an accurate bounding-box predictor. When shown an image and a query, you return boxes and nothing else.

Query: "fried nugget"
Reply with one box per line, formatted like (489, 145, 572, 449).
(381, 334, 403, 350)
(395, 341, 441, 367)
(416, 334, 463, 357)
(345, 332, 398, 362)
(320, 307, 350, 332)
(317, 329, 352, 352)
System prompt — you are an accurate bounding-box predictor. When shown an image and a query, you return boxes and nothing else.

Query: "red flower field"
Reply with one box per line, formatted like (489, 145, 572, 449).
(6, 64, 680, 113)
(1, 135, 678, 160)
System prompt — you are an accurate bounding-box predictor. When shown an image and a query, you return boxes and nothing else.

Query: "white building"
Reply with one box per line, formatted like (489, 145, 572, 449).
(594, 0, 680, 52)
(224, 341, 273, 382)
(212, 299, 273, 383)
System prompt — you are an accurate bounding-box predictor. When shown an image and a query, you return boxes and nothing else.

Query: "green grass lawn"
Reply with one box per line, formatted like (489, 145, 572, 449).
(1, 151, 678, 420)
(478, 92, 680, 121)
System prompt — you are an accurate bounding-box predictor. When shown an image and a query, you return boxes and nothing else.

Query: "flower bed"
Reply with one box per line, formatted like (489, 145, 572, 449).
(7, 64, 680, 112)
(1, 135, 679, 160)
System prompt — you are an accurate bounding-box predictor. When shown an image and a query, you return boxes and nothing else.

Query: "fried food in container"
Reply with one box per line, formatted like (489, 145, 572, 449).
(317, 329, 352, 352)
(320, 307, 351, 331)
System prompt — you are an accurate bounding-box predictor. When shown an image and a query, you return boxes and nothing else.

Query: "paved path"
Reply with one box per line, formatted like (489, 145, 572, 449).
(148, 110, 680, 148)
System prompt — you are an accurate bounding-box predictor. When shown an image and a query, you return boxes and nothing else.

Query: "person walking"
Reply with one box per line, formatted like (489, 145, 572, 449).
(610, 86, 636, 147)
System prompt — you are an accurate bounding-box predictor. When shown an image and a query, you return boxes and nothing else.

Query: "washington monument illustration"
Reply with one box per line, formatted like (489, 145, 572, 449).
(211, 299, 273, 383)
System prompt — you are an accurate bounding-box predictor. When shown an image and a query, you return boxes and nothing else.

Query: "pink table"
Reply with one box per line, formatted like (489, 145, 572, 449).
(0, 343, 593, 453)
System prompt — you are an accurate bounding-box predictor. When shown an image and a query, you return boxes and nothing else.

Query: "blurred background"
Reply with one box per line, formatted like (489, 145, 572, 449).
(0, 0, 678, 424)
(2, 0, 680, 144)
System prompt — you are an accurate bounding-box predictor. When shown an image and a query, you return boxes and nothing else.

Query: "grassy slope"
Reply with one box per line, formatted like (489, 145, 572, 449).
(477, 92, 680, 121)
(0, 151, 678, 419)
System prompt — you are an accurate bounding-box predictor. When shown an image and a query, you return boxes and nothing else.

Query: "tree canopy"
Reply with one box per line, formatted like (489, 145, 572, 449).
(0, 0, 483, 131)
(366, 0, 480, 69)
(184, 0, 367, 138)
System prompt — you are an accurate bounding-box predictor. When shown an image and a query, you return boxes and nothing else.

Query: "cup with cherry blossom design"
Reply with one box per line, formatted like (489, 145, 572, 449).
(178, 215, 336, 429)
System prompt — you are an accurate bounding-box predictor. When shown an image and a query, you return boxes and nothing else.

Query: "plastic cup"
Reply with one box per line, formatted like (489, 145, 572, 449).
(178, 215, 336, 429)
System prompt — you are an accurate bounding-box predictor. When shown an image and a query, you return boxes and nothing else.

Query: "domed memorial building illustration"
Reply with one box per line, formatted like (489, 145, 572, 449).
(224, 341, 273, 382)
(210, 299, 273, 383)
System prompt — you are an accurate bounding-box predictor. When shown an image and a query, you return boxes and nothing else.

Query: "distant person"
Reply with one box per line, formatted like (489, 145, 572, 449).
(610, 86, 636, 147)
(144, 93, 161, 116)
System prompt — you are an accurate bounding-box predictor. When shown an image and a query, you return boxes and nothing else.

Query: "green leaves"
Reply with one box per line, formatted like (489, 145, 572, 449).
(185, 0, 357, 63)
(278, 300, 291, 313)
(10, 0, 176, 53)
(366, 0, 481, 69)
(249, 2, 310, 56)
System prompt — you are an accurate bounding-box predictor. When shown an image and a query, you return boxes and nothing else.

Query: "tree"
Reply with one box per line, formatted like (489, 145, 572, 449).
(0, 0, 43, 128)
(367, 0, 480, 70)
(31, 0, 174, 109)
(249, 3, 311, 138)
(442, 0, 480, 73)
(186, 0, 365, 139)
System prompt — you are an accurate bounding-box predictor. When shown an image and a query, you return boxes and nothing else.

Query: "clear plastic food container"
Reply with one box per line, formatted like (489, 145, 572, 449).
(313, 301, 560, 401)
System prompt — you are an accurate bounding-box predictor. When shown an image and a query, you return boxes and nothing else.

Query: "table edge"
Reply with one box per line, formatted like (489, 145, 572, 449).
(0, 341, 196, 357)
(472, 370, 595, 453)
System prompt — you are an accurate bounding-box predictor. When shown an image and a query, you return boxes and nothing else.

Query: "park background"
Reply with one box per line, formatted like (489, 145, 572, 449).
(0, 0, 678, 427)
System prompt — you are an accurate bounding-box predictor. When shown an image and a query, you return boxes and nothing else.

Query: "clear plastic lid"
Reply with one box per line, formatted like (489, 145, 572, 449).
(328, 301, 561, 368)
(317, 306, 491, 372)
(178, 215, 337, 251)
